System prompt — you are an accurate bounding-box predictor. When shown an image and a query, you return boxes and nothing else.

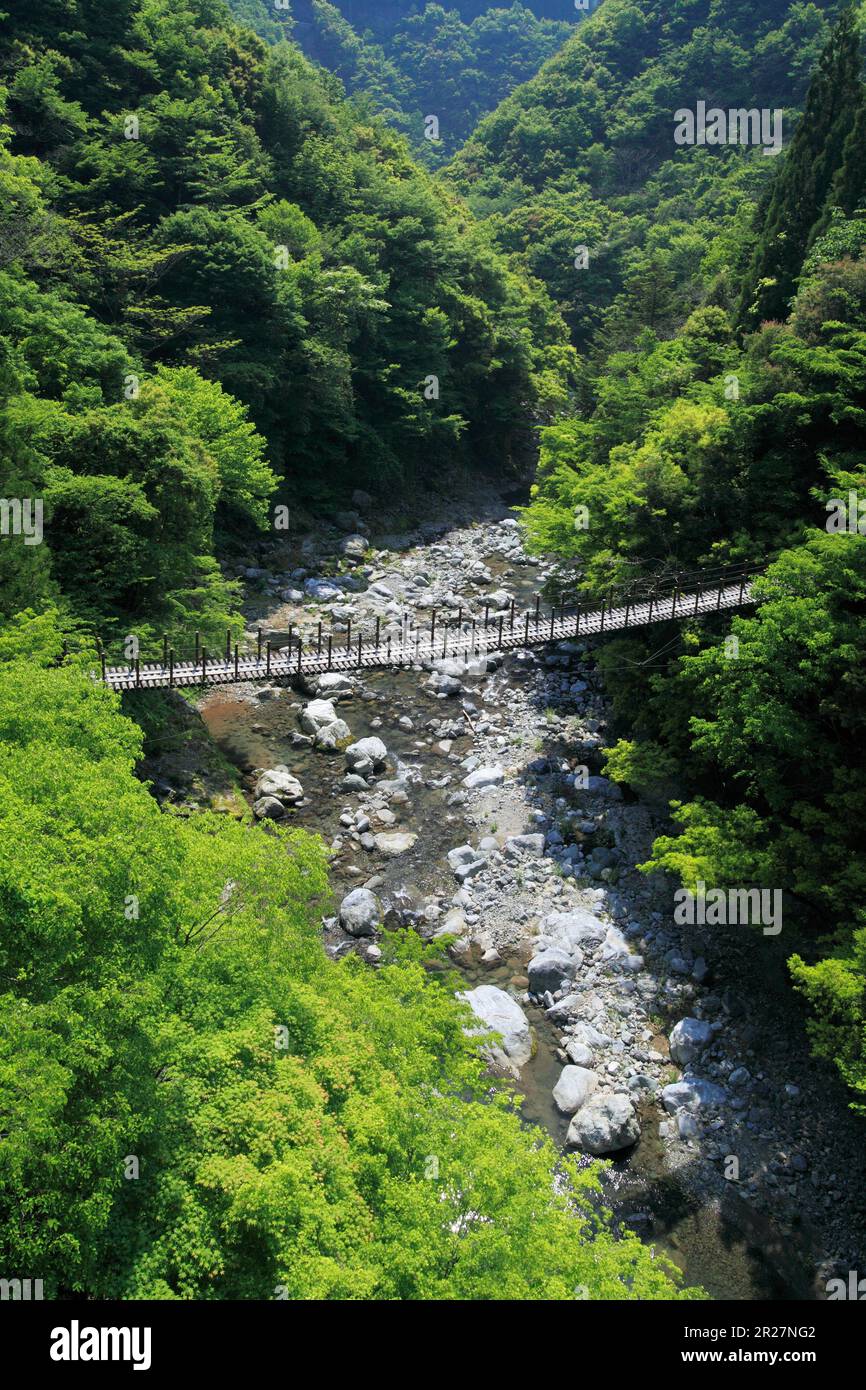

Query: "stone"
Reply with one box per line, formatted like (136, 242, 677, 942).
(374, 832, 417, 856)
(254, 767, 304, 803)
(253, 795, 285, 820)
(504, 833, 546, 857)
(661, 1078, 727, 1113)
(552, 1065, 598, 1115)
(565, 1040, 594, 1067)
(303, 579, 342, 603)
(538, 907, 607, 953)
(677, 1111, 700, 1139)
(346, 736, 388, 771)
(446, 844, 478, 871)
(566, 1094, 640, 1155)
(462, 764, 504, 789)
(340, 534, 368, 560)
(314, 719, 352, 751)
(339, 887, 381, 937)
(299, 699, 339, 735)
(315, 672, 355, 698)
(669, 1017, 717, 1066)
(460, 984, 532, 1077)
(527, 948, 577, 995)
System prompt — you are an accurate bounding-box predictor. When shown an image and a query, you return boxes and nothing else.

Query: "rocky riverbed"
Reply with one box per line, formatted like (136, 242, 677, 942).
(161, 482, 866, 1300)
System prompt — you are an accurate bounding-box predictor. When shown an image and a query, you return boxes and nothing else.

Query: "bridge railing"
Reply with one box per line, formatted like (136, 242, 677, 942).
(91, 559, 764, 691)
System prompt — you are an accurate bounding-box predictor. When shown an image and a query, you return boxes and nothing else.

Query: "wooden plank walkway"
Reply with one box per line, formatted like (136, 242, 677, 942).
(100, 577, 756, 692)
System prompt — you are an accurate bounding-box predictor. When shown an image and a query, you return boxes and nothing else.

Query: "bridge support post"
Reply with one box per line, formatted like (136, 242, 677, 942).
(624, 594, 631, 627)
(346, 619, 352, 653)
(225, 628, 231, 662)
(524, 613, 530, 644)
(195, 630, 201, 665)
(716, 585, 722, 611)
(135, 657, 141, 688)
(600, 598, 605, 631)
(498, 614, 504, 649)
(298, 641, 304, 674)
(201, 647, 207, 684)
(648, 595, 654, 622)
(317, 621, 323, 655)
(266, 642, 271, 677)
(484, 603, 490, 629)
(169, 648, 175, 688)
(257, 628, 263, 662)
(375, 617, 380, 652)
(694, 583, 702, 616)
(550, 609, 555, 639)
(510, 600, 515, 630)
(327, 635, 333, 670)
(575, 603, 581, 636)
(739, 576, 745, 605)
(357, 633, 362, 665)
(98, 640, 106, 683)
(234, 644, 239, 680)
(163, 634, 168, 668)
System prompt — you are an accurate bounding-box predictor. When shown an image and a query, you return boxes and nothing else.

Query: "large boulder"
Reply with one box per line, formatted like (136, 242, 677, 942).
(304, 578, 342, 603)
(528, 948, 577, 995)
(346, 736, 388, 772)
(669, 1017, 717, 1067)
(463, 764, 504, 789)
(460, 984, 532, 1076)
(314, 672, 355, 699)
(552, 1065, 599, 1115)
(446, 844, 486, 881)
(254, 767, 304, 803)
(504, 833, 546, 857)
(538, 907, 607, 954)
(374, 831, 417, 856)
(253, 795, 285, 820)
(299, 699, 339, 735)
(566, 1094, 640, 1155)
(314, 718, 352, 752)
(339, 887, 381, 937)
(340, 534, 368, 561)
(661, 1078, 727, 1113)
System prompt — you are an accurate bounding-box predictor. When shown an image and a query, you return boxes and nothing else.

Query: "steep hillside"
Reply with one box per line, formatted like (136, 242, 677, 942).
(0, 0, 573, 643)
(449, 0, 842, 357)
(522, 7, 866, 1111)
(228, 0, 579, 160)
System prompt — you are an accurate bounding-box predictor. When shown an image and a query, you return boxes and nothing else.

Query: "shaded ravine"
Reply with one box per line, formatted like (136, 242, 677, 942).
(188, 494, 861, 1301)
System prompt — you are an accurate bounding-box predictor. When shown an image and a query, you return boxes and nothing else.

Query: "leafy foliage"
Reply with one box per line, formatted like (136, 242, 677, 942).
(521, 10, 866, 1108)
(0, 625, 696, 1300)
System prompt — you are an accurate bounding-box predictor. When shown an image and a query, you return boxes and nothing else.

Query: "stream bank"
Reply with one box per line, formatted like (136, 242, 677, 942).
(143, 481, 866, 1300)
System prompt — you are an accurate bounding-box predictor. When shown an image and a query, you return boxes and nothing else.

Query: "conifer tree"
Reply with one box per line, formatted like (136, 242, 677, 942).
(737, 6, 865, 331)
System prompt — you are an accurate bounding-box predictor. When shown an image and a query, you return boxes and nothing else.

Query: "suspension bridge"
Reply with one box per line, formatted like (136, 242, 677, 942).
(96, 562, 762, 693)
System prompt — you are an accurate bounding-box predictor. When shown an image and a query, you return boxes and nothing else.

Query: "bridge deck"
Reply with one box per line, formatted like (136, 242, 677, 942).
(101, 580, 755, 692)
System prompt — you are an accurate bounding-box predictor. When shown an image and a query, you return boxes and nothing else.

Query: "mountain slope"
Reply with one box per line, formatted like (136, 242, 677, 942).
(0, 0, 573, 640)
(449, 0, 842, 357)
